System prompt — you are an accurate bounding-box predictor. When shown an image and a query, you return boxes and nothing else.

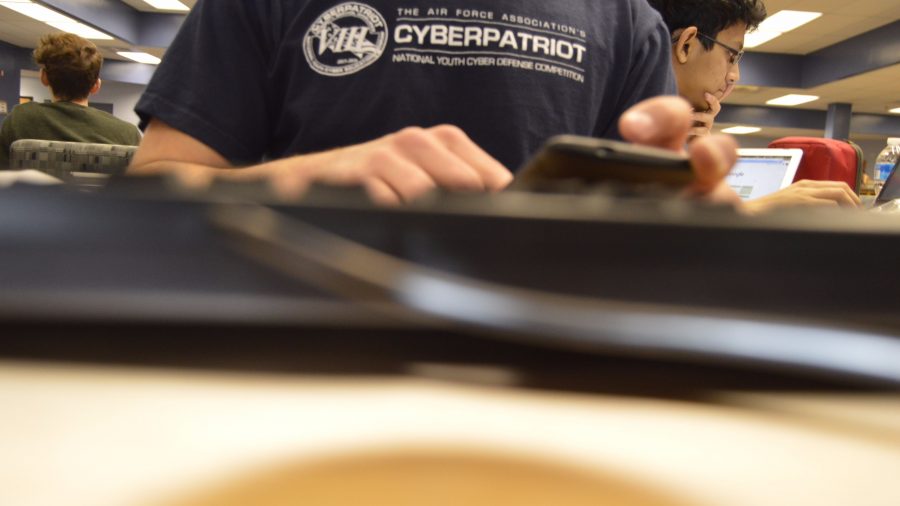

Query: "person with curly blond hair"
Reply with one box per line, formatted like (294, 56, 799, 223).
(0, 33, 141, 168)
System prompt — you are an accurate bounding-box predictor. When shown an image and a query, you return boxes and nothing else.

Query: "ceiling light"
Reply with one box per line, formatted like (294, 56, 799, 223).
(743, 31, 781, 48)
(766, 94, 819, 106)
(0, 1, 73, 24)
(721, 126, 761, 135)
(46, 21, 114, 40)
(743, 10, 822, 48)
(141, 0, 189, 11)
(758, 10, 823, 33)
(889, 107, 900, 115)
(0, 1, 114, 40)
(117, 51, 161, 64)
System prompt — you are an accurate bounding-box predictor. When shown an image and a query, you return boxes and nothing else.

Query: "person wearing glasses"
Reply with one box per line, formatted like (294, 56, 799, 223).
(648, 0, 764, 140)
(649, 0, 859, 211)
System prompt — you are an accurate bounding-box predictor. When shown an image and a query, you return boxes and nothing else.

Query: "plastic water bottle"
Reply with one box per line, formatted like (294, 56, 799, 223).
(873, 137, 900, 196)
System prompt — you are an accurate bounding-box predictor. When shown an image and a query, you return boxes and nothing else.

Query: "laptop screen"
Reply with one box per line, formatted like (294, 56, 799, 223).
(874, 158, 900, 205)
(726, 149, 803, 200)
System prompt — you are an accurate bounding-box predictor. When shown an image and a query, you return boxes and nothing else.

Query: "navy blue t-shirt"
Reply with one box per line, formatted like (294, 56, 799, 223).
(136, 0, 676, 171)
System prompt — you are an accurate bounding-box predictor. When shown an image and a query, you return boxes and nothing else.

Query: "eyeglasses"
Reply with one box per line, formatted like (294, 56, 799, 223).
(697, 32, 744, 66)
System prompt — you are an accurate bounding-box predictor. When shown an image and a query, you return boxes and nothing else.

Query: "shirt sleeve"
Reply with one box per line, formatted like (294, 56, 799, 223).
(128, 124, 142, 146)
(593, 2, 677, 140)
(134, 0, 277, 165)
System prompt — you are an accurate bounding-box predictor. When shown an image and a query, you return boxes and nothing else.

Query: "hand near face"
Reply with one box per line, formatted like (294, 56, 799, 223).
(689, 92, 722, 139)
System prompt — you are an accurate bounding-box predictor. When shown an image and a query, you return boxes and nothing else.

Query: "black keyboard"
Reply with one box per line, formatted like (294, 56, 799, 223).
(1, 177, 898, 391)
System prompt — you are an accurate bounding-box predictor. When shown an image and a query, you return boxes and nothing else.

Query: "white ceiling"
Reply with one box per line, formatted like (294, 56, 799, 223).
(0, 5, 64, 50)
(1, 0, 898, 137)
(728, 62, 900, 114)
(750, 0, 900, 54)
(0, 0, 197, 60)
(723, 0, 900, 127)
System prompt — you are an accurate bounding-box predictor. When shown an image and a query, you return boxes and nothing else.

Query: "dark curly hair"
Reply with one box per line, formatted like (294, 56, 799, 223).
(33, 33, 103, 101)
(647, 0, 767, 50)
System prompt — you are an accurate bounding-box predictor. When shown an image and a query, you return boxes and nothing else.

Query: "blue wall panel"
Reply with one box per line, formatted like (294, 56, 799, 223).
(0, 41, 37, 124)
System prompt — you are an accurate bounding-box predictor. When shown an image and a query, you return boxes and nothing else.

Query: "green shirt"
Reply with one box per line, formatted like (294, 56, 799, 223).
(0, 101, 142, 169)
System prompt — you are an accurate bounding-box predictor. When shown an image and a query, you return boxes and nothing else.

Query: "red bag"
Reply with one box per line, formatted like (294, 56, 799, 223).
(768, 137, 865, 193)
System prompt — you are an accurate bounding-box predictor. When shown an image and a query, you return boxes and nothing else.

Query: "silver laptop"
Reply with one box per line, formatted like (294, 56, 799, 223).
(726, 148, 803, 200)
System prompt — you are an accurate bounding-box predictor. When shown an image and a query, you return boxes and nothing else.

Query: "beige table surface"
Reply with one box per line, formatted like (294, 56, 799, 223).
(1, 360, 898, 506)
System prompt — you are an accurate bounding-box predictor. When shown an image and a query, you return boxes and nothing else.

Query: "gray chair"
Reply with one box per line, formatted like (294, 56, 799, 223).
(9, 139, 137, 187)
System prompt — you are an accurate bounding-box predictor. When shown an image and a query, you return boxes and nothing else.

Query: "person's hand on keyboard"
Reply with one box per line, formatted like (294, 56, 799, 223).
(130, 120, 512, 206)
(132, 97, 741, 206)
(744, 180, 861, 215)
(268, 125, 513, 205)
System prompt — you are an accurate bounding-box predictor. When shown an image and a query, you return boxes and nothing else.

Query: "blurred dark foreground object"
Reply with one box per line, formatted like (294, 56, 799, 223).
(1, 179, 899, 392)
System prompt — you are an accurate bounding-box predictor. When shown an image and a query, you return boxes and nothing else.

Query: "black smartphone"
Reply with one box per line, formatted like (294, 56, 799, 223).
(513, 135, 694, 190)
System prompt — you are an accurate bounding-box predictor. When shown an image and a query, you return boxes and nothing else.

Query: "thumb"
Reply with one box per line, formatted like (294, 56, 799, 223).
(687, 133, 738, 192)
(619, 96, 694, 151)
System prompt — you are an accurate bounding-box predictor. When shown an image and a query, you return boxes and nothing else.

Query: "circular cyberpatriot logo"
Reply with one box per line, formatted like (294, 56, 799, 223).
(303, 2, 388, 77)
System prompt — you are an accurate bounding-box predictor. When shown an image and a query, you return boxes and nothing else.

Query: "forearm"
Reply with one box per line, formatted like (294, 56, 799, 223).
(129, 158, 265, 180)
(128, 122, 511, 204)
(127, 151, 330, 182)
(127, 116, 327, 183)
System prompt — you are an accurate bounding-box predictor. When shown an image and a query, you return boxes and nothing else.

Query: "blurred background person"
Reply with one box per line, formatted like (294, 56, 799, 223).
(0, 33, 141, 169)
